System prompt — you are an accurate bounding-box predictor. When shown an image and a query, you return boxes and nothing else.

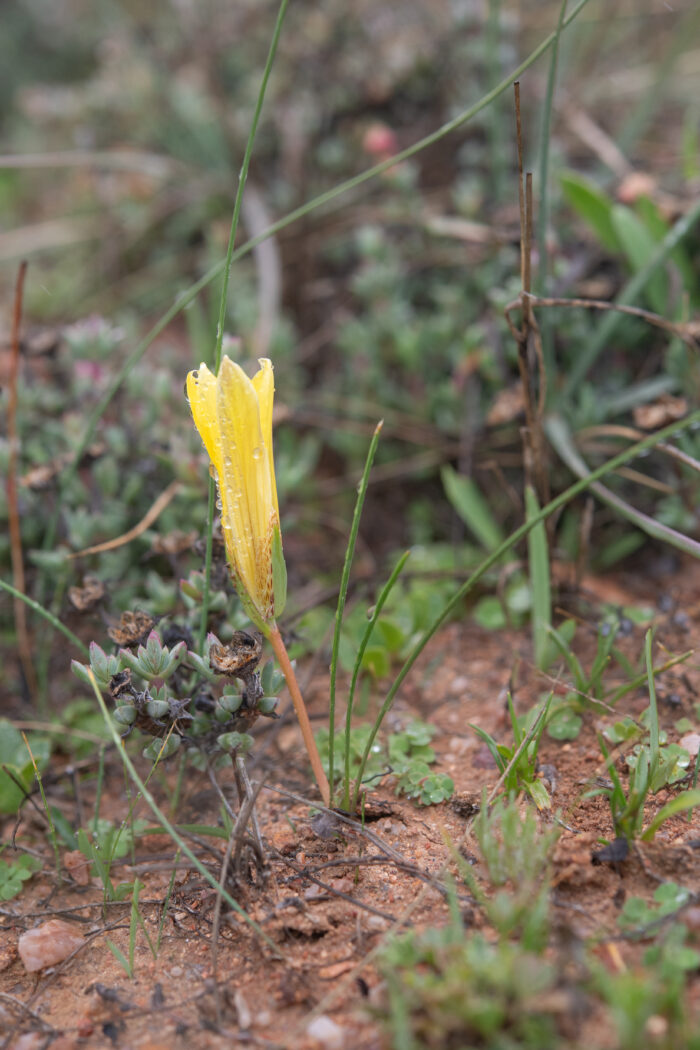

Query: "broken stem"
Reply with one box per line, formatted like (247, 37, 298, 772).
(267, 624, 331, 808)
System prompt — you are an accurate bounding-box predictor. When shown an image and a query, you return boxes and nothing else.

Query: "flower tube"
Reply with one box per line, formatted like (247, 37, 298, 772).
(186, 355, 286, 631)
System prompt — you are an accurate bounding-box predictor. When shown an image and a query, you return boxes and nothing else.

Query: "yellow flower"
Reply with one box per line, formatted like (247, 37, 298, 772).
(186, 355, 286, 630)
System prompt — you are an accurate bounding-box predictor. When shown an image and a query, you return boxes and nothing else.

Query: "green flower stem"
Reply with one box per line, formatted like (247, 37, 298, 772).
(267, 623, 331, 808)
(328, 421, 383, 800)
(351, 407, 700, 811)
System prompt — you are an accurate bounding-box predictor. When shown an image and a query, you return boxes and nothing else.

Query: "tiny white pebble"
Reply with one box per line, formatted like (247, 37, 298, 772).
(307, 1015, 344, 1049)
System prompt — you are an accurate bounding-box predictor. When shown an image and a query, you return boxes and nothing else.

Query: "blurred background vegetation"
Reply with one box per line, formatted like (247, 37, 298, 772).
(1, 0, 699, 711)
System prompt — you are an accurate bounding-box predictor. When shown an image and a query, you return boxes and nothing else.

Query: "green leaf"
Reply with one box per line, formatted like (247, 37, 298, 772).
(547, 708, 582, 741)
(0, 855, 41, 901)
(560, 172, 619, 253)
(653, 881, 691, 914)
(527, 779, 551, 810)
(271, 524, 287, 619)
(376, 618, 406, 653)
(361, 646, 391, 678)
(611, 204, 668, 315)
(441, 466, 505, 552)
(470, 724, 507, 774)
(473, 595, 507, 630)
(642, 789, 700, 840)
(0, 722, 51, 815)
(636, 196, 695, 294)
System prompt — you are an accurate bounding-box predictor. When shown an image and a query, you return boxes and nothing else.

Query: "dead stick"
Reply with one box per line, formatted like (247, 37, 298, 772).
(6, 261, 37, 698)
(69, 479, 181, 557)
(504, 292, 700, 353)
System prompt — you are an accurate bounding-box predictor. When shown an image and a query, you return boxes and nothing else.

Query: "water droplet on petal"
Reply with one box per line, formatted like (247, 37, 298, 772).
(252, 446, 261, 460)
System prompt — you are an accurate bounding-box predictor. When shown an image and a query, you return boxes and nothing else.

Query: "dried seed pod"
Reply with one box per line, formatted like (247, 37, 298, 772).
(208, 631, 263, 677)
(108, 610, 156, 648)
(68, 575, 105, 612)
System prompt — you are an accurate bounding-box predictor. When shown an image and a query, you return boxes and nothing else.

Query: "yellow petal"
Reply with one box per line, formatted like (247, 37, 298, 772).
(186, 364, 223, 480)
(216, 356, 274, 606)
(251, 358, 279, 521)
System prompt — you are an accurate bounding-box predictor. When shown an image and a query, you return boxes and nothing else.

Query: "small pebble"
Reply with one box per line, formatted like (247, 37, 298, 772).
(63, 850, 90, 886)
(307, 1015, 344, 1049)
(233, 989, 251, 1030)
(9, 1034, 45, 1050)
(18, 920, 84, 973)
(680, 732, 700, 757)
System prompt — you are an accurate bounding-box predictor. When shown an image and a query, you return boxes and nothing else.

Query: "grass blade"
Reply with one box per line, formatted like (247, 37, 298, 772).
(328, 422, 383, 799)
(198, 0, 289, 648)
(525, 485, 551, 670)
(547, 414, 700, 558)
(642, 790, 700, 842)
(342, 549, 410, 810)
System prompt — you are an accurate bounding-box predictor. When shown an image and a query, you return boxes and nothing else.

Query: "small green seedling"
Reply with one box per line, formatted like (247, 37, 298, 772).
(588, 631, 700, 842)
(316, 720, 453, 806)
(470, 694, 552, 808)
(0, 721, 50, 815)
(76, 818, 150, 902)
(545, 615, 618, 739)
(618, 882, 693, 935)
(0, 852, 42, 901)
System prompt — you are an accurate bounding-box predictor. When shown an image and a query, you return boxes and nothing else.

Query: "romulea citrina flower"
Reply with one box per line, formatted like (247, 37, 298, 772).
(186, 356, 287, 631)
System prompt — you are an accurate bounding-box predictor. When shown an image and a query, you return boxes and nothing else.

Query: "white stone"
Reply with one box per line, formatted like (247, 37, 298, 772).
(18, 920, 84, 972)
(307, 1015, 345, 1049)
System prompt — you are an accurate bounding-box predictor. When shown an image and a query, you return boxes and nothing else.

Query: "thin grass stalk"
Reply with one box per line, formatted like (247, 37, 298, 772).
(525, 485, 551, 670)
(644, 630, 659, 765)
(342, 549, 410, 810)
(22, 733, 61, 876)
(605, 649, 691, 707)
(350, 408, 700, 810)
(535, 0, 567, 295)
(198, 0, 289, 650)
(535, 0, 568, 381)
(328, 422, 383, 799)
(93, 745, 105, 834)
(6, 262, 36, 699)
(486, 0, 506, 203)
